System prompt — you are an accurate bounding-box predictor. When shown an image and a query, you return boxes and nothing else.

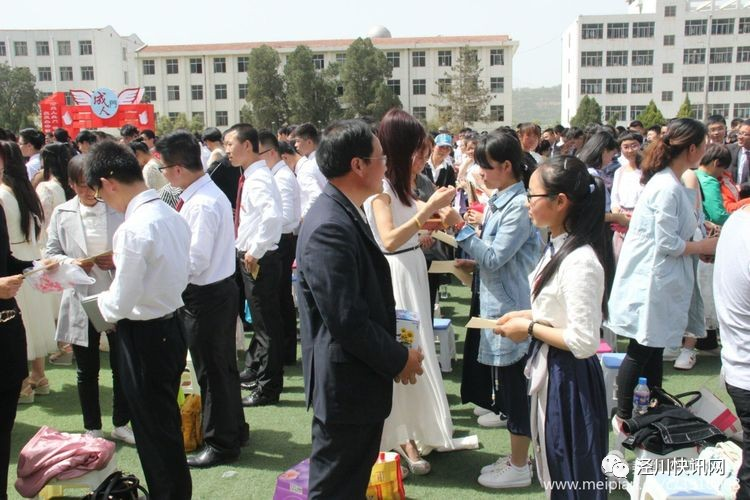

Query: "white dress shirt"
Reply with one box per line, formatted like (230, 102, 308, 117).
(26, 154, 41, 180)
(738, 147, 750, 184)
(98, 190, 191, 322)
(178, 174, 236, 285)
(236, 160, 283, 259)
(296, 150, 327, 218)
(271, 160, 302, 235)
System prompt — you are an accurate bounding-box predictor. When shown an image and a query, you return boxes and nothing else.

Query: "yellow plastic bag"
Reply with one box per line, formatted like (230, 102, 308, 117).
(180, 394, 203, 452)
(366, 452, 405, 500)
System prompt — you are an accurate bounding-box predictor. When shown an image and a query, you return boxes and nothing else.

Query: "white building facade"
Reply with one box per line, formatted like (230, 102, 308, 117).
(562, 0, 750, 126)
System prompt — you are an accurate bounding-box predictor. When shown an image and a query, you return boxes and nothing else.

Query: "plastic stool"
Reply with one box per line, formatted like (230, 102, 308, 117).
(640, 474, 723, 500)
(37, 454, 118, 499)
(433, 318, 456, 373)
(601, 353, 626, 418)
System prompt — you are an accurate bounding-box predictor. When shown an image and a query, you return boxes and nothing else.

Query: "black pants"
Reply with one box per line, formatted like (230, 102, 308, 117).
(727, 384, 750, 500)
(615, 338, 664, 419)
(71, 322, 129, 431)
(309, 416, 383, 500)
(0, 313, 25, 500)
(238, 250, 284, 397)
(180, 277, 245, 455)
(278, 233, 298, 364)
(114, 316, 191, 500)
(0, 382, 21, 500)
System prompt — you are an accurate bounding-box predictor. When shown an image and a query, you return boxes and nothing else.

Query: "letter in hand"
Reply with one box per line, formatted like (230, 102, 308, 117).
(0, 275, 24, 299)
(94, 254, 115, 270)
(74, 258, 95, 273)
(394, 348, 424, 385)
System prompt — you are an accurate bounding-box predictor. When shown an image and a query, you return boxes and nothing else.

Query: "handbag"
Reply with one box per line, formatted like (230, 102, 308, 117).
(83, 471, 149, 500)
(181, 393, 203, 452)
(366, 452, 406, 500)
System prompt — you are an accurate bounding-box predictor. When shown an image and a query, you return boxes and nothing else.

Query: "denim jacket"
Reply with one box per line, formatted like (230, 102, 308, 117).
(456, 181, 541, 366)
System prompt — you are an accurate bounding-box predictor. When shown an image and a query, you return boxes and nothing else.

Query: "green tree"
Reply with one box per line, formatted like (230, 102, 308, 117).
(569, 95, 602, 128)
(635, 100, 666, 129)
(284, 45, 341, 126)
(156, 114, 174, 136)
(0, 64, 39, 131)
(189, 113, 204, 134)
(676, 94, 693, 118)
(340, 38, 400, 119)
(171, 113, 191, 131)
(432, 47, 492, 129)
(245, 46, 287, 130)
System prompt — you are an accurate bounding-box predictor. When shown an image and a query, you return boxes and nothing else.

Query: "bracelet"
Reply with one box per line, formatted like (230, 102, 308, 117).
(527, 320, 537, 338)
(412, 217, 422, 231)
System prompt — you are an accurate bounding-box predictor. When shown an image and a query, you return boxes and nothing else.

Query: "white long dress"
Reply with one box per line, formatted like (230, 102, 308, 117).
(36, 179, 66, 319)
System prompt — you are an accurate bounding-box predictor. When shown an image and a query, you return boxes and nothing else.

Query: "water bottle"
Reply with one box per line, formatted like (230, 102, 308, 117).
(439, 285, 449, 300)
(633, 377, 650, 417)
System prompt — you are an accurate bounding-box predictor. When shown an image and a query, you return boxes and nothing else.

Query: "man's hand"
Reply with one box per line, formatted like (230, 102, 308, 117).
(94, 254, 115, 270)
(243, 252, 259, 276)
(0, 275, 24, 299)
(419, 234, 435, 250)
(394, 348, 424, 385)
(74, 258, 95, 273)
(454, 258, 476, 271)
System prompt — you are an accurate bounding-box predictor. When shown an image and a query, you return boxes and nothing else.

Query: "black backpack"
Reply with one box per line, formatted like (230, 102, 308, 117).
(83, 471, 149, 499)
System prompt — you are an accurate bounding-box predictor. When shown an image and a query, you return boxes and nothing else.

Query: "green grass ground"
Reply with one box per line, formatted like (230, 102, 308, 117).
(9, 281, 730, 499)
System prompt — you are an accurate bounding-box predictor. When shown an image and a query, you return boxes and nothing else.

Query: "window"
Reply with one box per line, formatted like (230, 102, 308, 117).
(662, 91, 673, 102)
(632, 50, 653, 66)
(335, 53, 346, 64)
(490, 105, 505, 121)
(215, 84, 227, 100)
(606, 78, 628, 94)
(81, 66, 94, 80)
(192, 112, 204, 125)
(631, 78, 652, 94)
(190, 58, 202, 74)
(215, 111, 228, 127)
(37, 67, 51, 81)
(734, 103, 750, 118)
(736, 75, 750, 91)
(438, 50, 452, 67)
(387, 79, 400, 96)
(437, 78, 451, 95)
(167, 85, 180, 101)
(738, 47, 750, 63)
(57, 40, 71, 56)
(709, 104, 729, 117)
(35, 41, 49, 56)
(581, 51, 602, 67)
(605, 106, 627, 122)
(664, 34, 675, 46)
(412, 107, 426, 120)
(122, 47, 127, 61)
(142, 59, 155, 75)
(79, 40, 92, 55)
(412, 79, 426, 95)
(490, 49, 504, 66)
(659, 64, 674, 76)
(143, 86, 156, 101)
(580, 79, 602, 94)
(213, 57, 226, 73)
(0, 42, 6, 56)
(166, 59, 179, 74)
(711, 18, 734, 35)
(386, 51, 400, 68)
(239, 83, 248, 99)
(690, 105, 704, 120)
(740, 17, 750, 34)
(710, 47, 733, 64)
(65, 94, 74, 106)
(632, 22, 655, 38)
(606, 51, 628, 67)
(124, 71, 129, 84)
(59, 66, 73, 81)
(312, 54, 324, 70)
(683, 48, 706, 64)
(168, 112, 179, 120)
(708, 75, 731, 92)
(664, 5, 676, 16)
(682, 76, 705, 92)
(631, 106, 647, 120)
(191, 85, 203, 100)
(14, 42, 27, 56)
(685, 19, 707, 36)
(607, 22, 629, 39)
(582, 23, 603, 39)
(412, 51, 425, 67)
(237, 56, 249, 73)
(490, 77, 505, 93)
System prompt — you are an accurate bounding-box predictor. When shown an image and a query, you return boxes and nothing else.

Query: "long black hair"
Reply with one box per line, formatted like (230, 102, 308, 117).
(0, 141, 44, 241)
(40, 143, 75, 200)
(531, 155, 613, 318)
(577, 131, 618, 169)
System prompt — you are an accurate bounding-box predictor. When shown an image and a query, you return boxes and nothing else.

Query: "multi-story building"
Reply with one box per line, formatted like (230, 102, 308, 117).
(562, 0, 750, 126)
(136, 27, 517, 129)
(0, 26, 144, 105)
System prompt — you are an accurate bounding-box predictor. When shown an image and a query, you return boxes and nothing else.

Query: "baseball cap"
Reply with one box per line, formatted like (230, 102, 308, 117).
(435, 133, 452, 147)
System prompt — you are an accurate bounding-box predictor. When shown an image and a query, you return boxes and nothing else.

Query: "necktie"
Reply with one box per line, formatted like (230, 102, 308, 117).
(175, 198, 184, 212)
(234, 173, 245, 235)
(743, 151, 750, 183)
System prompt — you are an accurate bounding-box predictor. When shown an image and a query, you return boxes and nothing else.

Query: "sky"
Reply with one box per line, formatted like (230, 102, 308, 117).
(4, 0, 630, 89)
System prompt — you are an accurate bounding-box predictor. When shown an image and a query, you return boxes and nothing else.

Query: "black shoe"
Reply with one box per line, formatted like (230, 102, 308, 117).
(240, 379, 259, 391)
(186, 446, 239, 468)
(238, 369, 256, 383)
(242, 390, 279, 407)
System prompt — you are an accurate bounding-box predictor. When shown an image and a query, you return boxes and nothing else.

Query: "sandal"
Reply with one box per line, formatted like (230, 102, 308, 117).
(18, 382, 34, 404)
(397, 447, 431, 476)
(29, 377, 50, 395)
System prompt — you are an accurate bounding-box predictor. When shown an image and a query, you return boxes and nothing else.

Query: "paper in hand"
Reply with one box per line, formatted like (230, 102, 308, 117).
(465, 317, 500, 329)
(428, 260, 472, 286)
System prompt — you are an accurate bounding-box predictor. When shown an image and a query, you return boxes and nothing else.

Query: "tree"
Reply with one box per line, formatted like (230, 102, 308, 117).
(569, 95, 602, 128)
(635, 100, 666, 129)
(156, 113, 192, 136)
(340, 38, 401, 119)
(284, 45, 340, 126)
(432, 47, 492, 129)
(0, 64, 39, 132)
(189, 113, 204, 134)
(245, 45, 287, 130)
(156, 114, 174, 136)
(676, 94, 693, 118)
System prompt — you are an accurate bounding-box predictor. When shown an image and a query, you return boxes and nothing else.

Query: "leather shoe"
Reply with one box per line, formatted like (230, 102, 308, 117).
(187, 446, 239, 468)
(242, 390, 279, 407)
(238, 369, 256, 383)
(240, 379, 259, 391)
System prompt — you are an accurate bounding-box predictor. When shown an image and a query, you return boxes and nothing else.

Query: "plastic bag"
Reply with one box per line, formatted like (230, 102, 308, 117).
(24, 261, 96, 293)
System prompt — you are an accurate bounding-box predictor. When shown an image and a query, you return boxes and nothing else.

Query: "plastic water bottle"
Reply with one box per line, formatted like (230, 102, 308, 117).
(633, 377, 650, 417)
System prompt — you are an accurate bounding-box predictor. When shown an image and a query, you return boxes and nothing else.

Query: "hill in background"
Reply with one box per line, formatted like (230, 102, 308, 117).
(512, 85, 561, 127)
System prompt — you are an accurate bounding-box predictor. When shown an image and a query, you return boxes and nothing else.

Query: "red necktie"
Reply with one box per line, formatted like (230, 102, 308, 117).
(175, 199, 184, 212)
(234, 173, 245, 235)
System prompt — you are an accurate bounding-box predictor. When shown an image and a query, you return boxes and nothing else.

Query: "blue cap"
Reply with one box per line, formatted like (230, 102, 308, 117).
(435, 133, 452, 147)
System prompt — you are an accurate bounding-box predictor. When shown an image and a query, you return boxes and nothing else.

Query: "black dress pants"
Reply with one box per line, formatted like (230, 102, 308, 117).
(114, 316, 191, 500)
(180, 277, 245, 455)
(727, 383, 750, 500)
(0, 314, 25, 500)
(278, 233, 298, 364)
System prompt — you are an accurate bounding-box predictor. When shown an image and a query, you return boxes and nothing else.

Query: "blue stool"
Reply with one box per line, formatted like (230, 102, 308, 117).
(601, 353, 626, 418)
(433, 318, 456, 373)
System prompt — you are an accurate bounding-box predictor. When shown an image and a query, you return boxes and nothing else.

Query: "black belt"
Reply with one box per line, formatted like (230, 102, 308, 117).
(121, 312, 175, 324)
(384, 245, 421, 256)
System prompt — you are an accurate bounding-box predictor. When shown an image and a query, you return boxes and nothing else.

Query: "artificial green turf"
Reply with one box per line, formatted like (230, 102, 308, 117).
(8, 281, 729, 499)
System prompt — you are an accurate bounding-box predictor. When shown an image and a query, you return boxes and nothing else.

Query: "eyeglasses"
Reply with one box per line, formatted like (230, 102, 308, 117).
(157, 164, 177, 172)
(526, 192, 553, 202)
(361, 155, 388, 164)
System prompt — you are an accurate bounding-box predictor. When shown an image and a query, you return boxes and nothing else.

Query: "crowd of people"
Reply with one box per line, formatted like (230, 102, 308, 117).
(0, 110, 746, 500)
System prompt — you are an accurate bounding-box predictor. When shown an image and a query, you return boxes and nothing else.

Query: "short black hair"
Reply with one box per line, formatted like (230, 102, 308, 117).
(53, 128, 70, 143)
(700, 144, 732, 168)
(629, 120, 644, 129)
(76, 130, 97, 145)
(317, 120, 374, 179)
(226, 123, 259, 153)
(295, 123, 319, 144)
(155, 131, 203, 172)
(475, 130, 524, 181)
(140, 129, 156, 140)
(120, 124, 139, 138)
(128, 140, 149, 155)
(278, 141, 297, 156)
(86, 140, 144, 188)
(201, 127, 222, 143)
(67, 154, 88, 185)
(277, 126, 291, 136)
(19, 128, 45, 150)
(706, 115, 726, 127)
(258, 131, 280, 153)
(647, 125, 662, 134)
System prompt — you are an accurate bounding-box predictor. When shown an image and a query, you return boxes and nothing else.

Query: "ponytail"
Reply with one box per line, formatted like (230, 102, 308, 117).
(641, 118, 707, 185)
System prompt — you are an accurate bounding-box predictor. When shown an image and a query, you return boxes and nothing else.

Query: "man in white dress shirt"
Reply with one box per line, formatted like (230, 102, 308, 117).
(155, 131, 248, 468)
(86, 140, 192, 500)
(224, 123, 286, 407)
(293, 123, 327, 218)
(18, 128, 44, 180)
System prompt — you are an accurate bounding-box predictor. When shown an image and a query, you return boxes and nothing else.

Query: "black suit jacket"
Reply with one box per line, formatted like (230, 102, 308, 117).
(728, 143, 748, 184)
(422, 163, 456, 187)
(295, 183, 408, 425)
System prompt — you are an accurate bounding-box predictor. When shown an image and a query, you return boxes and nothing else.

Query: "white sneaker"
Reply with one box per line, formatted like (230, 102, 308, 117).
(111, 425, 136, 445)
(84, 429, 103, 439)
(474, 406, 492, 417)
(477, 412, 508, 428)
(674, 348, 697, 370)
(481, 456, 533, 475)
(478, 460, 532, 489)
(663, 346, 681, 361)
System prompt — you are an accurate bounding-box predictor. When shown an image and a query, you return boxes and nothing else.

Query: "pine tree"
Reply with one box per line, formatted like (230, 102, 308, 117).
(284, 45, 340, 125)
(245, 45, 287, 130)
(340, 38, 400, 119)
(432, 47, 492, 129)
(635, 100, 666, 129)
(0, 64, 39, 131)
(676, 94, 693, 118)
(569, 96, 602, 128)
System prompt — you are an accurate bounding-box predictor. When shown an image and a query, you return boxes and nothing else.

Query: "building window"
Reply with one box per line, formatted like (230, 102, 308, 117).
(632, 22, 655, 38)
(142, 59, 155, 75)
(124, 71, 129, 84)
(437, 78, 451, 95)
(239, 83, 248, 99)
(412, 51, 426, 67)
(35, 41, 49, 56)
(143, 86, 156, 101)
(690, 105, 704, 120)
(37, 67, 51, 82)
(59, 66, 73, 81)
(387, 79, 400, 96)
(605, 106, 627, 122)
(213, 57, 226, 73)
(192, 112, 204, 125)
(438, 50, 452, 67)
(740, 17, 750, 34)
(662, 91, 673, 102)
(663, 63, 674, 73)
(57, 40, 71, 56)
(710, 47, 733, 64)
(582, 23, 603, 39)
(386, 51, 400, 68)
(64, 94, 74, 106)
(490, 49, 504, 66)
(709, 104, 729, 117)
(581, 51, 602, 67)
(312, 54, 324, 70)
(166, 59, 179, 74)
(412, 79, 426, 95)
(335, 53, 346, 64)
(734, 103, 750, 118)
(0, 42, 5, 56)
(606, 78, 628, 94)
(664, 5, 676, 16)
(412, 106, 426, 120)
(215, 84, 227, 100)
(80, 66, 94, 80)
(631, 78, 653, 94)
(682, 76, 705, 92)
(606, 51, 628, 67)
(168, 112, 179, 120)
(736, 75, 750, 91)
(631, 106, 647, 120)
(191, 85, 203, 100)
(79, 40, 93, 56)
(215, 111, 228, 127)
(708, 75, 731, 92)
(167, 85, 180, 101)
(683, 48, 706, 64)
(631, 50, 654, 66)
(685, 19, 707, 36)
(490, 105, 505, 121)
(14, 42, 27, 57)
(607, 22, 629, 39)
(664, 34, 675, 46)
(190, 58, 202, 74)
(738, 47, 750, 63)
(237, 56, 249, 73)
(490, 77, 505, 93)
(580, 79, 602, 94)
(122, 47, 127, 61)
(711, 18, 734, 35)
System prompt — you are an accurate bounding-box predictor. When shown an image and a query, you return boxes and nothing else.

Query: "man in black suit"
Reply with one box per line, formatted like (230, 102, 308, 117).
(295, 120, 425, 499)
(729, 120, 750, 186)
